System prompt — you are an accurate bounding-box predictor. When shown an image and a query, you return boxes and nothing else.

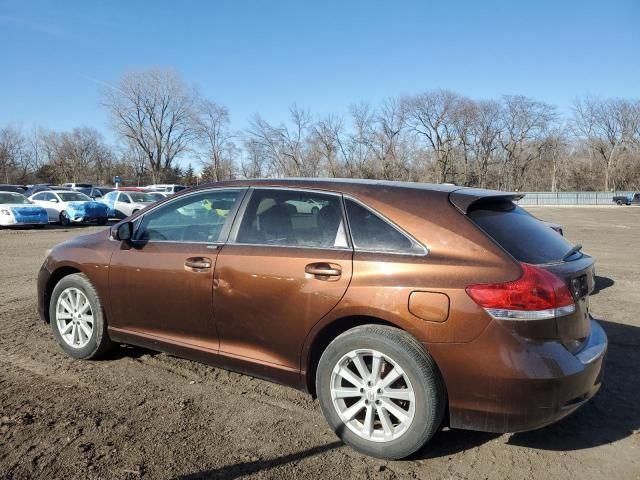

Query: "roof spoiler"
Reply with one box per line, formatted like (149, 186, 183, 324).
(449, 188, 525, 214)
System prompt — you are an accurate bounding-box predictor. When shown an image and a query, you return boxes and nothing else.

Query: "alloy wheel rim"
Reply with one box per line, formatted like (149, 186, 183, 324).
(56, 287, 94, 349)
(330, 349, 416, 442)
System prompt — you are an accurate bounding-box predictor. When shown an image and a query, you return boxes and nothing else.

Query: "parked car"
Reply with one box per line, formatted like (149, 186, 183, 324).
(23, 185, 73, 197)
(145, 184, 187, 194)
(77, 186, 114, 199)
(0, 184, 28, 193)
(285, 197, 327, 214)
(37, 179, 606, 460)
(62, 182, 93, 190)
(99, 190, 156, 218)
(0, 191, 49, 227)
(612, 192, 640, 205)
(29, 190, 109, 225)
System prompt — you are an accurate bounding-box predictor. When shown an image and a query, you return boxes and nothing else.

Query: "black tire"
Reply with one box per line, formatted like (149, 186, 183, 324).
(49, 273, 114, 360)
(59, 211, 71, 226)
(616, 200, 623, 205)
(97, 217, 108, 226)
(316, 325, 446, 459)
(311, 206, 320, 215)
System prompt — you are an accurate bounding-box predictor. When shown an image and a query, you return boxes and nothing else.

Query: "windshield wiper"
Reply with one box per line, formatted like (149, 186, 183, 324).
(562, 243, 583, 261)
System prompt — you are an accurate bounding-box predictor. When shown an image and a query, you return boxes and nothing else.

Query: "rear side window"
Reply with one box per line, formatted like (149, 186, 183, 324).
(468, 201, 573, 264)
(345, 199, 425, 254)
(235, 189, 349, 249)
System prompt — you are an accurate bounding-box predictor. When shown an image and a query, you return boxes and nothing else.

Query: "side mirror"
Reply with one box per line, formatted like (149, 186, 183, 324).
(113, 222, 132, 241)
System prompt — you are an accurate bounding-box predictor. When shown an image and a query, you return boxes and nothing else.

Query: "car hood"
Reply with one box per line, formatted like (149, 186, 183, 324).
(66, 201, 109, 211)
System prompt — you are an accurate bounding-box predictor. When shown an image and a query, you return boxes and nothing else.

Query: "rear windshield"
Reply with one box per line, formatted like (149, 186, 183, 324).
(468, 201, 573, 264)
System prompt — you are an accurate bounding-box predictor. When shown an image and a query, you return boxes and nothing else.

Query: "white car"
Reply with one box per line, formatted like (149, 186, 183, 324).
(285, 198, 327, 214)
(100, 190, 157, 219)
(29, 190, 110, 225)
(145, 184, 187, 194)
(0, 191, 49, 227)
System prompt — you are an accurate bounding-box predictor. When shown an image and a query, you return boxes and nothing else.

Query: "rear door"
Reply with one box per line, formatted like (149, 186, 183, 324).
(213, 187, 353, 370)
(467, 200, 594, 351)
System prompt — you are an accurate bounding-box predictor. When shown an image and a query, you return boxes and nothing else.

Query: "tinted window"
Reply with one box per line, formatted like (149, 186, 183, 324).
(136, 189, 242, 242)
(468, 201, 573, 264)
(236, 190, 348, 248)
(345, 199, 423, 254)
(118, 193, 131, 203)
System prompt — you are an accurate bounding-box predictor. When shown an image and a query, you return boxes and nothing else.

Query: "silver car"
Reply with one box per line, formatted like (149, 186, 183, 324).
(100, 190, 156, 219)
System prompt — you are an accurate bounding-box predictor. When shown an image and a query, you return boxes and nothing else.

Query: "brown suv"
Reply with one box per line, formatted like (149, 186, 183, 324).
(37, 179, 607, 459)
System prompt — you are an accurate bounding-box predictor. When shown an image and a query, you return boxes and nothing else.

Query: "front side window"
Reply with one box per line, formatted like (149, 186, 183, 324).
(235, 189, 348, 249)
(345, 199, 425, 254)
(118, 193, 131, 204)
(135, 189, 242, 243)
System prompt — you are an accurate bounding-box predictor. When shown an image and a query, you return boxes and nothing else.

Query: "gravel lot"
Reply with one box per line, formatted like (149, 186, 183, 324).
(1, 207, 639, 480)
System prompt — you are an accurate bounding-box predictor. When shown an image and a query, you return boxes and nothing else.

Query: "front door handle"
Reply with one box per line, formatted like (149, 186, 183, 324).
(185, 257, 213, 271)
(305, 262, 342, 278)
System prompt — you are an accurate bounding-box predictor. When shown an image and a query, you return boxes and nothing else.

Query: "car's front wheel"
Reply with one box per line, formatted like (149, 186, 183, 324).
(316, 325, 446, 459)
(49, 273, 114, 359)
(59, 211, 71, 226)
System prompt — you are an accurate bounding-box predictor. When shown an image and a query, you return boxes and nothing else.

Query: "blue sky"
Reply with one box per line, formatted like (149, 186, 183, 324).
(1, 0, 638, 141)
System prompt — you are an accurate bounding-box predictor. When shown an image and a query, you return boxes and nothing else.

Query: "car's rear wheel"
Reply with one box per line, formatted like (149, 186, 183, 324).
(49, 273, 114, 359)
(97, 217, 108, 226)
(59, 211, 71, 226)
(316, 325, 446, 459)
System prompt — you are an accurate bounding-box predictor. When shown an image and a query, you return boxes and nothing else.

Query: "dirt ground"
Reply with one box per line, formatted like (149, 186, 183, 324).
(1, 207, 639, 480)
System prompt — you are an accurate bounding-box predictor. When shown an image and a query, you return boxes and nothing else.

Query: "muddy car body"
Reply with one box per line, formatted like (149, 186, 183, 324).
(37, 179, 607, 459)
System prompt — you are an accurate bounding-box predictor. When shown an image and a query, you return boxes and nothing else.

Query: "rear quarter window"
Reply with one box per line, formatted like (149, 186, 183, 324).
(468, 201, 572, 264)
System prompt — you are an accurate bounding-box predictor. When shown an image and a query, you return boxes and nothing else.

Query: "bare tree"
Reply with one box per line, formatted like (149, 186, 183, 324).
(405, 90, 460, 183)
(194, 100, 236, 181)
(572, 96, 640, 191)
(0, 125, 27, 183)
(499, 95, 556, 190)
(103, 68, 198, 183)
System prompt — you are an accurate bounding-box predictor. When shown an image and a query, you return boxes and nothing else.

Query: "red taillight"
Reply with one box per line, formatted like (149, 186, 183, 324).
(466, 263, 575, 320)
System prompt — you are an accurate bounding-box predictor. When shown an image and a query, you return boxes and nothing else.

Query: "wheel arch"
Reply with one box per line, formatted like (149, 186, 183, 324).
(43, 266, 82, 323)
(303, 315, 402, 396)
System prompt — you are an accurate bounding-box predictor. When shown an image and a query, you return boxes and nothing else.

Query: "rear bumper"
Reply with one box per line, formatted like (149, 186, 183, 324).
(429, 318, 607, 433)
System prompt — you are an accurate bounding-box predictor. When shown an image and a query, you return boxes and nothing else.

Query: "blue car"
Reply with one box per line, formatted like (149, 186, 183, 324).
(0, 191, 49, 227)
(29, 190, 110, 226)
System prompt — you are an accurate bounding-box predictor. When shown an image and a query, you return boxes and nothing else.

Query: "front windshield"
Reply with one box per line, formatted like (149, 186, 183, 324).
(57, 192, 92, 202)
(0, 192, 32, 204)
(147, 193, 165, 201)
(128, 192, 155, 202)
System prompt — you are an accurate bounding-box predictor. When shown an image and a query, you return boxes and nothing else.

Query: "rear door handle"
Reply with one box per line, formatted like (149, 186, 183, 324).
(305, 262, 342, 278)
(185, 257, 213, 271)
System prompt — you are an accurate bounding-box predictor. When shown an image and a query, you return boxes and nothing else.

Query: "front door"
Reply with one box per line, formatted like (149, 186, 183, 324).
(108, 188, 246, 351)
(213, 188, 353, 370)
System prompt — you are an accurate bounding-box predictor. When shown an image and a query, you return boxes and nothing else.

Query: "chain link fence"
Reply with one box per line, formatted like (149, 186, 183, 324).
(516, 191, 634, 206)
